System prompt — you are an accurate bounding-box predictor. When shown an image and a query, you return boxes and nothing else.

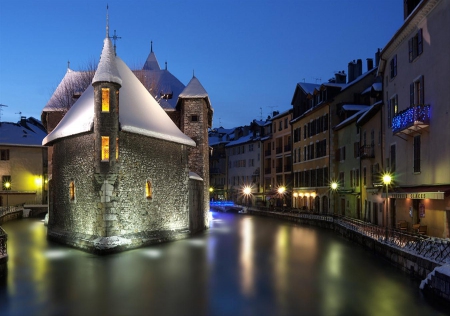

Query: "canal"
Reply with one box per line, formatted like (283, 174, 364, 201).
(0, 212, 448, 316)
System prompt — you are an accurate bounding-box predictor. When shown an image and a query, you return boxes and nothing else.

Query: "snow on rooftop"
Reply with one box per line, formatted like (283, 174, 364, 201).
(334, 108, 369, 130)
(225, 133, 255, 147)
(189, 171, 203, 181)
(42, 69, 85, 112)
(179, 76, 208, 98)
(297, 82, 320, 94)
(342, 104, 370, 111)
(0, 118, 47, 146)
(43, 56, 195, 147)
(92, 38, 122, 86)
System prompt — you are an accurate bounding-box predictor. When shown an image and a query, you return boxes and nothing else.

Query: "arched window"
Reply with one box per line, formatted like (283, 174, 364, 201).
(69, 181, 76, 202)
(145, 180, 152, 200)
(322, 196, 328, 214)
(314, 196, 320, 213)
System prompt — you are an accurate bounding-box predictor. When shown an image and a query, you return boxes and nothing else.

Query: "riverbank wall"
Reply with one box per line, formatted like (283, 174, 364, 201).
(248, 209, 450, 303)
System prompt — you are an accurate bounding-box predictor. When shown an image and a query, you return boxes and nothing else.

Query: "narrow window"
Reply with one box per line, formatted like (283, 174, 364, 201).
(191, 115, 199, 122)
(102, 88, 110, 112)
(145, 180, 153, 200)
(69, 181, 75, 201)
(101, 136, 110, 161)
(390, 55, 397, 78)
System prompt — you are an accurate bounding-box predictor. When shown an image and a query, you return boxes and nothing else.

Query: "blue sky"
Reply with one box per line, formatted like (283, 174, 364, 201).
(0, 0, 404, 129)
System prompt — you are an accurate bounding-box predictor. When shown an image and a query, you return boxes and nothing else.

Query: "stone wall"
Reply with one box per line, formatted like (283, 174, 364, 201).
(48, 131, 192, 253)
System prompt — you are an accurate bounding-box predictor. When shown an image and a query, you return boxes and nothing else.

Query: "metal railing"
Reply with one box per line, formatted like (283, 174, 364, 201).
(253, 207, 450, 264)
(0, 226, 7, 258)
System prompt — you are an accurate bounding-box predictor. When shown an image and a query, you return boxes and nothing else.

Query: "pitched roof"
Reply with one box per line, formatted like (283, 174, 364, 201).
(43, 53, 195, 147)
(0, 117, 47, 146)
(143, 48, 161, 71)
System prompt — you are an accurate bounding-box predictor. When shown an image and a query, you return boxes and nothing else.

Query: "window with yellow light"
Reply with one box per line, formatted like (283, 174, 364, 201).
(101, 136, 109, 161)
(102, 88, 110, 112)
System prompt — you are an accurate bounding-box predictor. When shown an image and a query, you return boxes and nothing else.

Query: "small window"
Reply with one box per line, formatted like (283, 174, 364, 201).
(409, 29, 423, 62)
(101, 136, 109, 161)
(102, 88, 110, 112)
(413, 135, 420, 173)
(69, 181, 76, 201)
(0, 149, 10, 160)
(191, 115, 199, 122)
(390, 55, 397, 78)
(145, 180, 153, 200)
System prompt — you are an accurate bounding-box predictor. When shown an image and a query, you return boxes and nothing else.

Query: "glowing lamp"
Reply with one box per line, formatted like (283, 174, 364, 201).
(293, 192, 298, 198)
(382, 174, 392, 185)
(331, 182, 338, 190)
(243, 186, 251, 195)
(4, 182, 11, 189)
(311, 192, 316, 198)
(299, 193, 304, 198)
(277, 186, 286, 194)
(209, 187, 214, 193)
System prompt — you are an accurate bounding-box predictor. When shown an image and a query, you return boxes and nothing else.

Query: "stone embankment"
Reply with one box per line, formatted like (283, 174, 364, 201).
(246, 208, 450, 303)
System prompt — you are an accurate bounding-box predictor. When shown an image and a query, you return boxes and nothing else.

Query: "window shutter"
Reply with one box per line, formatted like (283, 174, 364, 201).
(410, 83, 414, 106)
(418, 29, 423, 55)
(408, 38, 413, 62)
(419, 76, 424, 105)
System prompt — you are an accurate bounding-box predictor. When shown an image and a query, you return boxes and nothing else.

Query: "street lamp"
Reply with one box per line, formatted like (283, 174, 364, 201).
(243, 186, 252, 206)
(330, 181, 338, 215)
(382, 173, 392, 240)
(4, 181, 11, 211)
(277, 186, 286, 210)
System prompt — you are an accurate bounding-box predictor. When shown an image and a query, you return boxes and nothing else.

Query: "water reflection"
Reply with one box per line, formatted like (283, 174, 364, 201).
(0, 215, 448, 316)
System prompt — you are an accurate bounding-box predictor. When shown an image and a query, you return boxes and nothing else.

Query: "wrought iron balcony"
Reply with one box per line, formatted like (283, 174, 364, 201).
(360, 145, 375, 159)
(392, 104, 430, 135)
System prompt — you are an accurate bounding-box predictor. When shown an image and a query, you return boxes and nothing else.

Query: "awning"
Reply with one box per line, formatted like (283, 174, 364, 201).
(383, 185, 450, 200)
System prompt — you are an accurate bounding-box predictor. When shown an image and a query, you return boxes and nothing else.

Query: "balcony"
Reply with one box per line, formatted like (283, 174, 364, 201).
(360, 145, 374, 159)
(392, 104, 430, 136)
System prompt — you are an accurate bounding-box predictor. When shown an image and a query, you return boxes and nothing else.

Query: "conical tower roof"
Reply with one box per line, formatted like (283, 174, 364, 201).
(178, 76, 213, 111)
(143, 42, 161, 71)
(92, 37, 122, 86)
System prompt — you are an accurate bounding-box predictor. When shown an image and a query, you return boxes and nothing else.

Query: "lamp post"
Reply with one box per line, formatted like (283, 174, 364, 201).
(293, 192, 298, 209)
(278, 186, 286, 211)
(382, 173, 392, 241)
(331, 182, 338, 215)
(4, 181, 11, 212)
(243, 186, 251, 206)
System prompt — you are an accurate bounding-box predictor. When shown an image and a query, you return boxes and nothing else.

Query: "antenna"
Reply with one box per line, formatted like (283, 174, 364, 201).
(0, 103, 8, 122)
(313, 77, 322, 83)
(260, 107, 262, 120)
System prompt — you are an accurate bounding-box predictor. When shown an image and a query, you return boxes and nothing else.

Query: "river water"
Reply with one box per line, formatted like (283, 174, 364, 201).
(0, 212, 448, 316)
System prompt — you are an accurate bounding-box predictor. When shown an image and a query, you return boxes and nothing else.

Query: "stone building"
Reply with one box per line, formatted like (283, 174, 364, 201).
(42, 26, 211, 253)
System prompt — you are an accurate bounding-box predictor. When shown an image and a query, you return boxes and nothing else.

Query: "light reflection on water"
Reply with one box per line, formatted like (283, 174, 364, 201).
(0, 215, 448, 316)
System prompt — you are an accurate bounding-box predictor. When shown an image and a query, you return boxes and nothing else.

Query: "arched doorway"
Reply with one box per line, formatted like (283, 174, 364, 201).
(322, 196, 328, 214)
(314, 196, 320, 213)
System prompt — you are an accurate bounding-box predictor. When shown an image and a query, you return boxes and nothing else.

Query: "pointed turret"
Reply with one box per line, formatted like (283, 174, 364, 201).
(143, 41, 161, 71)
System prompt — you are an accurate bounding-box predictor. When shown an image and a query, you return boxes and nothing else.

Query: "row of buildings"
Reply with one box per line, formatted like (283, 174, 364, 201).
(209, 0, 450, 238)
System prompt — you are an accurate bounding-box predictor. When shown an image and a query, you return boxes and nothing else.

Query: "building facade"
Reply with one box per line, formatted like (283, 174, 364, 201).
(379, 0, 450, 237)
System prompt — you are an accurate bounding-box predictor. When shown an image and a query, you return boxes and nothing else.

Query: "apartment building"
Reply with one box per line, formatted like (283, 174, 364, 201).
(379, 0, 450, 237)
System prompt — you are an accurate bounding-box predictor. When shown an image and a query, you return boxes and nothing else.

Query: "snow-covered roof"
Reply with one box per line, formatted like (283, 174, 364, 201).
(178, 76, 213, 112)
(357, 101, 383, 126)
(134, 68, 185, 110)
(372, 82, 382, 92)
(342, 104, 370, 112)
(225, 134, 257, 147)
(189, 171, 203, 181)
(297, 82, 320, 94)
(92, 38, 122, 86)
(43, 54, 195, 147)
(42, 68, 86, 112)
(334, 108, 369, 130)
(0, 117, 47, 146)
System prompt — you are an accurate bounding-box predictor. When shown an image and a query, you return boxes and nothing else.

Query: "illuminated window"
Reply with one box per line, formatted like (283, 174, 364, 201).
(145, 180, 153, 200)
(102, 88, 110, 112)
(69, 181, 75, 201)
(102, 136, 109, 161)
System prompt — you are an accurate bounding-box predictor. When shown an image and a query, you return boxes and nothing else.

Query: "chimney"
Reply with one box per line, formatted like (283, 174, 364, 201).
(20, 116, 27, 126)
(334, 71, 346, 84)
(367, 58, 374, 71)
(348, 60, 356, 83)
(375, 48, 381, 67)
(356, 59, 363, 77)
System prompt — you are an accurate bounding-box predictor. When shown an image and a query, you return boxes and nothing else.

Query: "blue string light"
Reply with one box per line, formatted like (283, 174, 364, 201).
(392, 104, 430, 133)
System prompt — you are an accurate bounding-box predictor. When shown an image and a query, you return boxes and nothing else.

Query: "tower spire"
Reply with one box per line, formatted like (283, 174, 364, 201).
(106, 4, 110, 38)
